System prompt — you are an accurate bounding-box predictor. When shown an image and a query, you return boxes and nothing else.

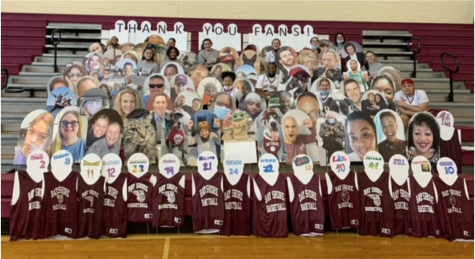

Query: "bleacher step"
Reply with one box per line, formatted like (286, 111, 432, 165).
(47, 23, 102, 31)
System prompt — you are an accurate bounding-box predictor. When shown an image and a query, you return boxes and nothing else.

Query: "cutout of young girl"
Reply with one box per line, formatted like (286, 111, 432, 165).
(188, 120, 221, 158)
(137, 46, 159, 77)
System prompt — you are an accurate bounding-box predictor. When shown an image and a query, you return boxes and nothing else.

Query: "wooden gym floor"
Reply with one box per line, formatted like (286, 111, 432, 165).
(2, 233, 473, 259)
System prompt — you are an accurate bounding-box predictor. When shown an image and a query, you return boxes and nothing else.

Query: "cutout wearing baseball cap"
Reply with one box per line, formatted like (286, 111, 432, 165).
(401, 78, 414, 86)
(175, 74, 188, 85)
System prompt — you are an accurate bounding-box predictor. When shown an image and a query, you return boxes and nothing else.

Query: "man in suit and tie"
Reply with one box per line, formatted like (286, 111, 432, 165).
(151, 93, 172, 160)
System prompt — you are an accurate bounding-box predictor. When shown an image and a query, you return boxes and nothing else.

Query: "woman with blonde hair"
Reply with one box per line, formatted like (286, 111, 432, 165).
(14, 112, 55, 165)
(113, 88, 143, 120)
(51, 109, 86, 163)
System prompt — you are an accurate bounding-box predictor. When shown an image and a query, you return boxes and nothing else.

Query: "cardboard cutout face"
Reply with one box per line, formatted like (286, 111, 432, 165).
(339, 41, 364, 59)
(345, 111, 378, 162)
(161, 62, 185, 83)
(197, 77, 223, 106)
(240, 50, 261, 76)
(170, 74, 196, 98)
(407, 112, 441, 163)
(115, 58, 138, 77)
(361, 90, 389, 118)
(255, 108, 285, 162)
(178, 51, 198, 73)
(47, 75, 72, 97)
(187, 64, 210, 90)
(175, 91, 202, 118)
(219, 47, 241, 71)
(268, 91, 296, 116)
(235, 65, 258, 80)
(298, 49, 318, 78)
(210, 63, 231, 83)
(83, 52, 103, 75)
(63, 64, 87, 89)
(143, 35, 167, 67)
(47, 87, 77, 118)
(374, 109, 406, 162)
(281, 109, 319, 164)
(123, 109, 157, 164)
(238, 92, 266, 121)
(100, 73, 128, 100)
(85, 109, 123, 158)
(50, 106, 88, 164)
(233, 78, 255, 97)
(143, 73, 172, 99)
(14, 110, 55, 166)
(275, 46, 299, 78)
(342, 78, 365, 112)
(79, 88, 110, 120)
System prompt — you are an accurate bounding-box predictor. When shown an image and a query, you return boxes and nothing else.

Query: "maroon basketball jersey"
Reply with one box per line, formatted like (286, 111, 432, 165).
(192, 172, 225, 233)
(289, 174, 325, 236)
(358, 171, 392, 237)
(390, 177, 411, 236)
(77, 175, 105, 239)
(103, 173, 127, 238)
(408, 176, 443, 238)
(433, 176, 474, 241)
(440, 131, 462, 174)
(221, 174, 251, 236)
(127, 173, 153, 223)
(10, 171, 43, 241)
(252, 174, 288, 238)
(42, 171, 79, 239)
(152, 173, 185, 228)
(327, 171, 359, 230)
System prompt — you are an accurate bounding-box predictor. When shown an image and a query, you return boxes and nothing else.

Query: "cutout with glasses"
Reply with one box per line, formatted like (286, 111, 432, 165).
(149, 84, 165, 89)
(60, 121, 79, 128)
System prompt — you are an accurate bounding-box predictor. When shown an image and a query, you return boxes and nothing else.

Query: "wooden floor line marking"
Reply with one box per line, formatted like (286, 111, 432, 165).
(162, 238, 170, 259)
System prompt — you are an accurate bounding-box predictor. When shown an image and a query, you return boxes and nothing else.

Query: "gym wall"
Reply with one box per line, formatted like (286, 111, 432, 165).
(1, 1, 473, 24)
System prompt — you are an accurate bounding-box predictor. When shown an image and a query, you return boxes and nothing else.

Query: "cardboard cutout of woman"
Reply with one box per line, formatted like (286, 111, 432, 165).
(83, 52, 103, 75)
(13, 110, 55, 165)
(50, 107, 87, 163)
(374, 109, 406, 161)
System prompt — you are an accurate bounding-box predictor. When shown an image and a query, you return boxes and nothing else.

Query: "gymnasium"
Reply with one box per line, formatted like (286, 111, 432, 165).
(1, 1, 474, 258)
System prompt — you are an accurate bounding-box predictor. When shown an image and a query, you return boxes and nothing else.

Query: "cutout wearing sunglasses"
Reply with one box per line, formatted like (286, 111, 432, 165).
(60, 121, 79, 128)
(68, 73, 83, 78)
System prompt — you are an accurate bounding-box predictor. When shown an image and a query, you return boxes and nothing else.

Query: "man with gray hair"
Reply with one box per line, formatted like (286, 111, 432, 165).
(318, 49, 342, 81)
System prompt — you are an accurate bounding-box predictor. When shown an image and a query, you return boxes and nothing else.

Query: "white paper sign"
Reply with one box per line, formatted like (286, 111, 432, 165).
(329, 151, 350, 175)
(26, 150, 49, 173)
(198, 23, 241, 51)
(363, 151, 384, 175)
(51, 150, 73, 173)
(258, 153, 279, 174)
(197, 151, 218, 175)
(247, 24, 329, 53)
(109, 20, 189, 51)
(223, 153, 244, 177)
(437, 157, 457, 176)
(223, 141, 257, 164)
(127, 153, 150, 177)
(292, 154, 313, 174)
(436, 111, 454, 128)
(411, 156, 432, 175)
(80, 153, 102, 180)
(101, 153, 123, 183)
(388, 154, 409, 185)
(159, 153, 181, 177)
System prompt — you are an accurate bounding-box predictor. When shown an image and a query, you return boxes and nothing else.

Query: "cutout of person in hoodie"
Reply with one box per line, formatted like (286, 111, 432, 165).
(137, 47, 160, 78)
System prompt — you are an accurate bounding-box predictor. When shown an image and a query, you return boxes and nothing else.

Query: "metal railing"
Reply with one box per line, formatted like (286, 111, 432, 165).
(407, 36, 421, 78)
(441, 52, 460, 103)
(1, 68, 9, 90)
(51, 28, 62, 73)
